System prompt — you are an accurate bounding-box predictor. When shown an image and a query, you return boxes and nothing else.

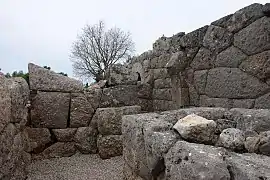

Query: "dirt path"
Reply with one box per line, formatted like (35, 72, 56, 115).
(27, 154, 124, 180)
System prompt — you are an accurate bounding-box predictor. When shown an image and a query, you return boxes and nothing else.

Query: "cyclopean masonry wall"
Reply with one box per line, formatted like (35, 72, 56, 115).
(26, 63, 142, 159)
(0, 76, 31, 179)
(112, 3, 270, 111)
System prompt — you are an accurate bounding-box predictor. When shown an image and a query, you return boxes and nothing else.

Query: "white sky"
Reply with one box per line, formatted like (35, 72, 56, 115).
(0, 0, 268, 77)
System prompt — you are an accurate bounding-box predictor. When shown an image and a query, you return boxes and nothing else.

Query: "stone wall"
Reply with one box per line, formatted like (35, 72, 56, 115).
(122, 3, 270, 111)
(122, 107, 270, 179)
(0, 76, 31, 179)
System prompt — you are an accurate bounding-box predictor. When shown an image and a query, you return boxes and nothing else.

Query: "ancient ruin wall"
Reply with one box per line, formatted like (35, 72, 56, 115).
(0, 76, 31, 179)
(125, 3, 270, 111)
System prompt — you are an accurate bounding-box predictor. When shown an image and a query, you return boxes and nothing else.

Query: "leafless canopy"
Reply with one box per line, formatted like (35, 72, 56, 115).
(71, 20, 135, 82)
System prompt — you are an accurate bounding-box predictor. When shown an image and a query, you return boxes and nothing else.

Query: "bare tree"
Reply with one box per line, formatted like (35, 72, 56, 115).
(70, 20, 135, 82)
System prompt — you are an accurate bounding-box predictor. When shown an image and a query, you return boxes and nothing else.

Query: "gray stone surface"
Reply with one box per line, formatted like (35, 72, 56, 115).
(225, 108, 270, 132)
(25, 127, 51, 153)
(194, 70, 208, 94)
(52, 128, 77, 142)
(234, 16, 270, 55)
(240, 50, 270, 81)
(165, 141, 230, 180)
(203, 25, 233, 53)
(263, 3, 270, 16)
(152, 68, 170, 80)
(188, 84, 200, 106)
(153, 100, 178, 111)
(137, 83, 152, 99)
(254, 92, 270, 109)
(84, 88, 102, 110)
(31, 91, 70, 128)
(173, 114, 217, 144)
(216, 128, 245, 151)
(205, 68, 269, 98)
(216, 119, 237, 134)
(97, 135, 123, 159)
(258, 131, 270, 156)
(233, 99, 254, 109)
(41, 142, 76, 159)
(215, 46, 247, 68)
(0, 76, 11, 133)
(245, 136, 260, 153)
(211, 14, 233, 28)
(152, 88, 172, 101)
(96, 106, 141, 135)
(150, 54, 171, 69)
(200, 95, 231, 108)
(179, 26, 208, 48)
(190, 48, 214, 70)
(74, 127, 98, 154)
(154, 78, 171, 89)
(28, 63, 83, 92)
(70, 93, 94, 128)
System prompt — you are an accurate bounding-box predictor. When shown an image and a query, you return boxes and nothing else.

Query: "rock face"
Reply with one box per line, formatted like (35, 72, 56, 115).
(25, 128, 51, 153)
(31, 91, 70, 128)
(28, 63, 83, 92)
(173, 114, 217, 144)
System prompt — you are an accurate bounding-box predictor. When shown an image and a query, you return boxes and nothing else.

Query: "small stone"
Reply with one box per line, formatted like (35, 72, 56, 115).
(216, 128, 245, 151)
(173, 114, 217, 144)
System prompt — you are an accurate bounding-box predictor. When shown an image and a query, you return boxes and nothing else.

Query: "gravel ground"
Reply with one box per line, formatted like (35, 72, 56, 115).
(26, 154, 124, 180)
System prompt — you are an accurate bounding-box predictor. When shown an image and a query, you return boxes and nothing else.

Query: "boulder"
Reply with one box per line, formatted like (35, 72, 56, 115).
(97, 135, 123, 159)
(173, 114, 217, 144)
(42, 142, 76, 158)
(203, 25, 233, 53)
(28, 63, 83, 92)
(234, 16, 270, 55)
(165, 141, 230, 180)
(205, 68, 269, 98)
(31, 91, 70, 128)
(74, 127, 98, 154)
(215, 46, 247, 68)
(70, 93, 94, 127)
(244, 136, 260, 153)
(216, 128, 245, 151)
(51, 128, 77, 142)
(25, 127, 51, 153)
(96, 106, 141, 135)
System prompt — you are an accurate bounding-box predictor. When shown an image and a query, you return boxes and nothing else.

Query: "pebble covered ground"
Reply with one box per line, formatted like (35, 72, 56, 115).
(26, 154, 124, 180)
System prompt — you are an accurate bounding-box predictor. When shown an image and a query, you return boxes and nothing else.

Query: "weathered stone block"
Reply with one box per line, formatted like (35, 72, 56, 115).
(137, 83, 152, 99)
(216, 119, 237, 134)
(165, 141, 230, 180)
(31, 91, 70, 128)
(28, 63, 83, 92)
(42, 142, 76, 158)
(152, 88, 172, 101)
(85, 88, 102, 110)
(153, 100, 178, 111)
(233, 99, 254, 109)
(52, 128, 77, 142)
(263, 3, 270, 16)
(179, 26, 208, 48)
(234, 17, 270, 55)
(190, 48, 214, 70)
(152, 68, 170, 80)
(70, 93, 94, 128)
(205, 68, 269, 98)
(215, 46, 247, 68)
(216, 128, 245, 151)
(97, 135, 123, 159)
(254, 92, 270, 109)
(194, 70, 208, 94)
(0, 76, 11, 132)
(173, 114, 217, 144)
(74, 127, 98, 154)
(96, 106, 141, 135)
(203, 25, 233, 53)
(200, 95, 231, 108)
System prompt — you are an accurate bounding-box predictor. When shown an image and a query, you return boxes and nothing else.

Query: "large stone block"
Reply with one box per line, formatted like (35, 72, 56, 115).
(212, 3, 264, 33)
(203, 25, 233, 53)
(194, 70, 208, 94)
(41, 142, 76, 159)
(205, 68, 269, 98)
(216, 128, 245, 151)
(51, 128, 77, 142)
(225, 108, 270, 132)
(74, 127, 98, 154)
(200, 95, 231, 108)
(150, 54, 171, 69)
(31, 91, 70, 128)
(239, 50, 270, 81)
(215, 46, 247, 68)
(70, 93, 94, 127)
(254, 92, 270, 109)
(84, 88, 102, 110)
(152, 88, 172, 101)
(233, 99, 254, 109)
(154, 78, 171, 89)
(152, 68, 170, 80)
(97, 135, 123, 159)
(179, 26, 208, 48)
(25, 127, 51, 153)
(0, 76, 11, 132)
(190, 48, 214, 70)
(96, 106, 141, 135)
(165, 141, 230, 180)
(234, 17, 270, 55)
(28, 63, 83, 92)
(153, 100, 178, 111)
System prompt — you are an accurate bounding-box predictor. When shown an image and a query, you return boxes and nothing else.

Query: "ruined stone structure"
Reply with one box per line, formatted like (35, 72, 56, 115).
(0, 2, 270, 180)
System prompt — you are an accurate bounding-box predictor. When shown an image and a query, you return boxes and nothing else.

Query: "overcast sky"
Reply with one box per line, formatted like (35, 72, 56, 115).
(0, 0, 268, 78)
